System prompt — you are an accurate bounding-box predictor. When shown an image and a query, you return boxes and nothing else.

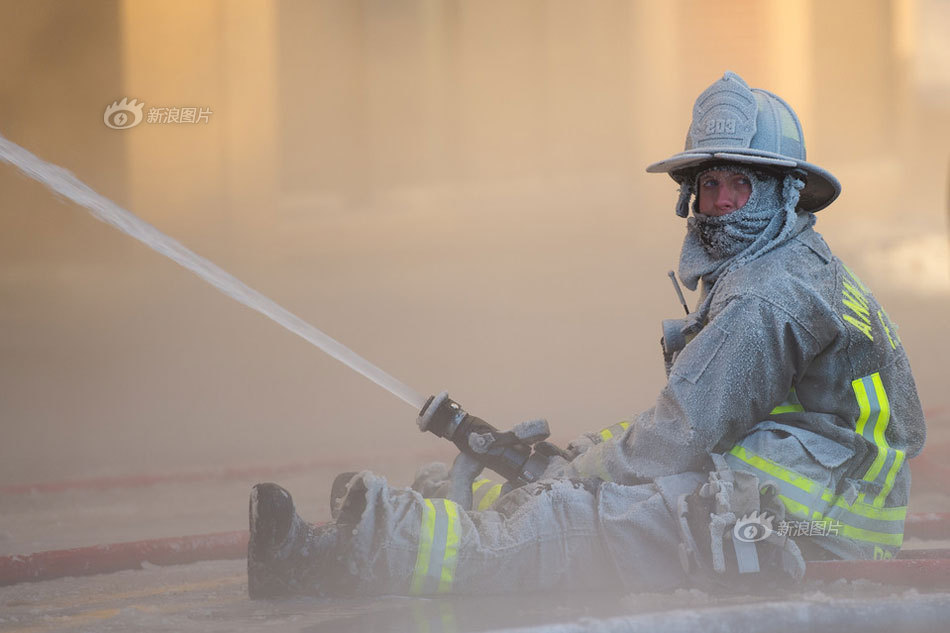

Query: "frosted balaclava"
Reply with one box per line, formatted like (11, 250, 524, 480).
(692, 166, 782, 258)
(676, 164, 813, 324)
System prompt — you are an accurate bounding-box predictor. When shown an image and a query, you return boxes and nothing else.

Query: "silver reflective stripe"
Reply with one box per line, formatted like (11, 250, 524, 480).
(824, 504, 903, 535)
(419, 500, 450, 595)
(852, 372, 903, 507)
(411, 499, 461, 595)
(857, 374, 883, 444)
(725, 448, 905, 546)
(724, 452, 821, 517)
(872, 449, 896, 493)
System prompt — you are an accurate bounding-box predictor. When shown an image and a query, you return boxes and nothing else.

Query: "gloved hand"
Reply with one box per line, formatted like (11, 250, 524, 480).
(446, 417, 560, 509)
(418, 392, 558, 487)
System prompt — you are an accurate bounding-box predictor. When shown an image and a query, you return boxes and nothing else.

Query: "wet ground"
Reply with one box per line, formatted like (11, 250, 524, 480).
(4, 445, 950, 633)
(5, 556, 950, 633)
(6, 553, 950, 633)
(0, 560, 688, 633)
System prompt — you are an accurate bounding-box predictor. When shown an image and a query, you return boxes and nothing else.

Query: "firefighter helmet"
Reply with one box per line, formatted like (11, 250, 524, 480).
(647, 71, 841, 213)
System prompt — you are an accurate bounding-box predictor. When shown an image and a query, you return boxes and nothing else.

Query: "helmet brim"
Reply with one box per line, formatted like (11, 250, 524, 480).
(646, 148, 841, 213)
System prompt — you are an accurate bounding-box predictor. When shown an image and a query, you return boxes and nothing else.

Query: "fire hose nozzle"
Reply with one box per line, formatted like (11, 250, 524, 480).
(418, 391, 466, 439)
(417, 392, 549, 486)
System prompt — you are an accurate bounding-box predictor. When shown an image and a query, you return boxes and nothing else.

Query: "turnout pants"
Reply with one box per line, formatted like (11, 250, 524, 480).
(337, 470, 705, 596)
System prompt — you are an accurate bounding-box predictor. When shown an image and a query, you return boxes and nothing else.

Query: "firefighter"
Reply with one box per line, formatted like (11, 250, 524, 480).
(246, 71, 926, 598)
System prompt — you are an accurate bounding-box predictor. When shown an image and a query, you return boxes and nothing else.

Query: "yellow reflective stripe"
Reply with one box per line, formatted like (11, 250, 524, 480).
(852, 377, 872, 438)
(437, 500, 460, 593)
(731, 444, 907, 547)
(770, 403, 805, 414)
(472, 478, 498, 510)
(874, 449, 905, 508)
(776, 494, 823, 521)
(770, 388, 804, 415)
(863, 373, 891, 483)
(738, 448, 908, 525)
(598, 421, 630, 443)
(776, 494, 812, 520)
(815, 484, 905, 522)
(833, 495, 907, 522)
(837, 522, 903, 547)
(410, 500, 437, 595)
(853, 372, 903, 508)
(477, 483, 503, 511)
(779, 494, 903, 546)
(728, 445, 818, 494)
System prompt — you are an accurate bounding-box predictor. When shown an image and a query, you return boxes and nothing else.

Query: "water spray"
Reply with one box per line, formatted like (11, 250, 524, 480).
(0, 132, 425, 411)
(0, 132, 554, 487)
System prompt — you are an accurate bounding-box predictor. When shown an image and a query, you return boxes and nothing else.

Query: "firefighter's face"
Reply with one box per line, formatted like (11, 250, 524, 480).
(697, 170, 752, 216)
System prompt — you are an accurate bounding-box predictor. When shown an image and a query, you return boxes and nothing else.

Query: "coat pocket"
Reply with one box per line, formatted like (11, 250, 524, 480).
(670, 322, 729, 385)
(735, 421, 855, 495)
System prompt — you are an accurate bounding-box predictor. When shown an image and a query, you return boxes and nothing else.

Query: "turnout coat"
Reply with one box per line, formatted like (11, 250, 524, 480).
(569, 226, 926, 561)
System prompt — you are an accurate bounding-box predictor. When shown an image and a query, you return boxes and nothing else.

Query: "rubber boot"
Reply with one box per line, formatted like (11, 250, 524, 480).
(247, 482, 344, 598)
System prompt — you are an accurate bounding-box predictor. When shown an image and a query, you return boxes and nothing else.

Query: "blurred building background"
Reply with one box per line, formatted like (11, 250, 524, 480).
(1, 0, 948, 487)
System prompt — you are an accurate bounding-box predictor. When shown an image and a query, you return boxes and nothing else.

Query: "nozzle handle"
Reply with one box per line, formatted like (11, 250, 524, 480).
(418, 392, 547, 485)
